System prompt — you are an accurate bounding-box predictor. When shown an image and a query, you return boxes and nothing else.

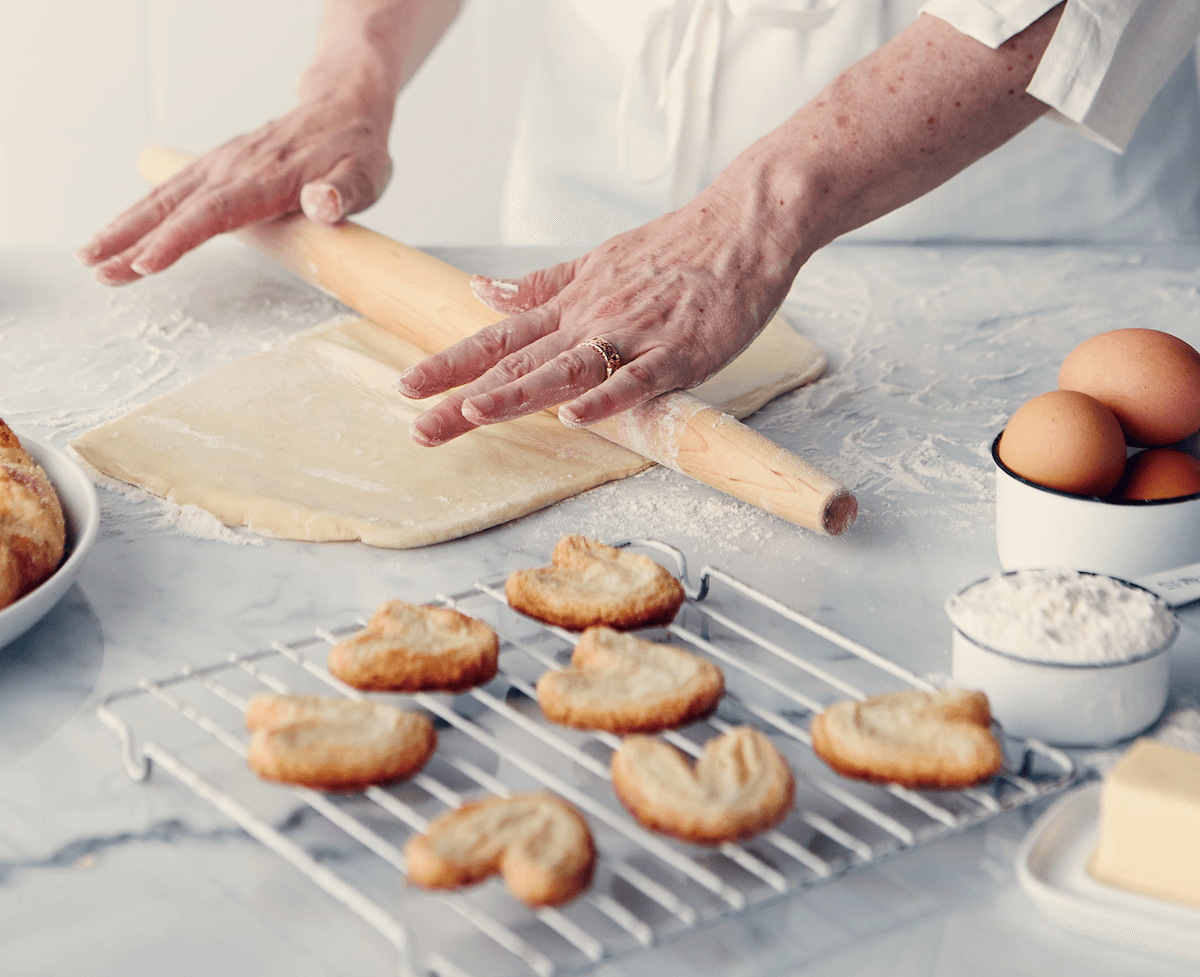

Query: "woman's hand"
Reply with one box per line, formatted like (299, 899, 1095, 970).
(77, 0, 450, 286)
(396, 180, 805, 446)
(396, 7, 1066, 448)
(78, 97, 393, 285)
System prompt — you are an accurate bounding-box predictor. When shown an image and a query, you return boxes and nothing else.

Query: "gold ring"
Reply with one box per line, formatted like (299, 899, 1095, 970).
(577, 338, 621, 380)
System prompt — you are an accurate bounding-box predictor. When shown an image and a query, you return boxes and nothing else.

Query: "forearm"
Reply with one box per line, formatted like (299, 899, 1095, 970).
(716, 5, 1065, 273)
(300, 0, 459, 122)
(396, 3, 1069, 442)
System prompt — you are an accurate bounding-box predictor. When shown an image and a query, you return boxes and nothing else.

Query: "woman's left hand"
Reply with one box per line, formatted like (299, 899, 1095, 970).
(395, 181, 803, 446)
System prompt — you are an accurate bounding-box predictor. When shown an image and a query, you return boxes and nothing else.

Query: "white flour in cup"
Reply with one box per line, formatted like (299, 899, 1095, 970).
(945, 568, 1176, 664)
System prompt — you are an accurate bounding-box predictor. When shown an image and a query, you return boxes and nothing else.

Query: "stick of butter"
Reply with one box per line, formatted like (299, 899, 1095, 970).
(1089, 738, 1200, 907)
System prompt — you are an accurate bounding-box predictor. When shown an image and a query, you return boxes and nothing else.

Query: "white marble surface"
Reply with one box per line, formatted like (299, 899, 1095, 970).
(2, 241, 1199, 977)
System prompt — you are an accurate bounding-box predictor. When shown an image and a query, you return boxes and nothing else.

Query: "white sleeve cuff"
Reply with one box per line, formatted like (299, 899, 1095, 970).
(919, 0, 1062, 48)
(920, 0, 1200, 153)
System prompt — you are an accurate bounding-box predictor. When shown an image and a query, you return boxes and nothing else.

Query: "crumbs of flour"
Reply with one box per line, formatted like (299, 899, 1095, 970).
(532, 467, 778, 554)
(72, 451, 263, 547)
(155, 502, 264, 546)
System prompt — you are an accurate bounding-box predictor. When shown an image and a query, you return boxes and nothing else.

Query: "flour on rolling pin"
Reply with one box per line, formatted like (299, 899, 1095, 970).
(597, 393, 709, 469)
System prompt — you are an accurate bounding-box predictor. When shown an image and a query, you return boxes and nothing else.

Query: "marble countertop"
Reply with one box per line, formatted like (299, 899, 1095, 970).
(2, 241, 1198, 977)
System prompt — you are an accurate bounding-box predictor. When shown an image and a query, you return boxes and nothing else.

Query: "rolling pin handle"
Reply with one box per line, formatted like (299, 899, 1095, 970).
(823, 490, 858, 537)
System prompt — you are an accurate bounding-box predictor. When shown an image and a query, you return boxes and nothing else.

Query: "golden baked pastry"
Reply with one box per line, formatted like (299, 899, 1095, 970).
(611, 726, 795, 844)
(405, 792, 596, 907)
(536, 625, 723, 733)
(506, 535, 685, 631)
(327, 599, 499, 692)
(809, 688, 1003, 790)
(245, 693, 436, 791)
(0, 419, 66, 610)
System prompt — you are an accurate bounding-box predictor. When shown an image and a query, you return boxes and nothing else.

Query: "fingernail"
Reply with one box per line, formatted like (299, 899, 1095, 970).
(129, 259, 152, 277)
(410, 414, 443, 446)
(94, 259, 130, 285)
(76, 243, 99, 265)
(395, 367, 422, 398)
(301, 182, 344, 224)
(464, 394, 494, 420)
(558, 403, 585, 427)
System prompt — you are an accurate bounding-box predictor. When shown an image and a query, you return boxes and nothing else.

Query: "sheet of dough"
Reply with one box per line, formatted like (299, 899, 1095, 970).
(71, 314, 824, 548)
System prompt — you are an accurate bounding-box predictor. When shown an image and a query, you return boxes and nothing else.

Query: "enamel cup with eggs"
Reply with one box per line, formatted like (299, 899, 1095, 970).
(993, 434, 1200, 578)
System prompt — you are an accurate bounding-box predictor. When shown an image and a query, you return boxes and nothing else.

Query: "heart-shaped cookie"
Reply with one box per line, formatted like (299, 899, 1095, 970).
(537, 626, 723, 732)
(611, 726, 795, 844)
(327, 599, 499, 692)
(404, 793, 596, 907)
(506, 535, 686, 631)
(245, 693, 437, 791)
(809, 688, 1003, 790)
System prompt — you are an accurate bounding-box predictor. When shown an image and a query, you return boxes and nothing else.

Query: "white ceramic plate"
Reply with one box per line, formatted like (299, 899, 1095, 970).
(0, 433, 100, 649)
(1016, 784, 1200, 962)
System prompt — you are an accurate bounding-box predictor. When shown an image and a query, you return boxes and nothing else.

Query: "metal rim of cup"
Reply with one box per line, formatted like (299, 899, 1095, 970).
(991, 431, 1200, 506)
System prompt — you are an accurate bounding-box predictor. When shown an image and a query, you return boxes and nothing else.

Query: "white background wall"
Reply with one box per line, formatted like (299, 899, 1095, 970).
(0, 0, 545, 250)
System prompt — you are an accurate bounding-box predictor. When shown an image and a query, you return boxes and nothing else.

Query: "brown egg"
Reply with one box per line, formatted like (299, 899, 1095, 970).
(1059, 328, 1200, 445)
(998, 390, 1127, 496)
(1120, 448, 1200, 500)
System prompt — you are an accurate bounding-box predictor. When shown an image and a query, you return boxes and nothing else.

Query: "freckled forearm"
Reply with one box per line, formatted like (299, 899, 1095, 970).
(714, 5, 1065, 270)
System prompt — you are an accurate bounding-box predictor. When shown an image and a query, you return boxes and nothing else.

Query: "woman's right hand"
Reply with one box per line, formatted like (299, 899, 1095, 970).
(78, 95, 394, 285)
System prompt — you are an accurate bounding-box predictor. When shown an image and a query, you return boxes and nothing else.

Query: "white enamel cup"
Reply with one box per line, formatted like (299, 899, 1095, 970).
(992, 434, 1200, 579)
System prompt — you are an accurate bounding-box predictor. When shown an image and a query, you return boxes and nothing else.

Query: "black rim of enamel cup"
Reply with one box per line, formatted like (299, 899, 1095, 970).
(991, 432, 1200, 505)
(948, 568, 1180, 669)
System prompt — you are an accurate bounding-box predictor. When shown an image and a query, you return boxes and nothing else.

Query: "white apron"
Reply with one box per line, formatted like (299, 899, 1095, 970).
(500, 0, 1200, 246)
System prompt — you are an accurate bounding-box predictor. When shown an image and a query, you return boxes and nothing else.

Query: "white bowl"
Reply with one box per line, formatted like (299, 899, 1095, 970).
(948, 570, 1178, 747)
(0, 434, 100, 649)
(993, 433, 1200, 579)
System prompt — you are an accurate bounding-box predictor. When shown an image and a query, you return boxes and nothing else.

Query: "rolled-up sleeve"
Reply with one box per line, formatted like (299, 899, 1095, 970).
(920, 0, 1200, 152)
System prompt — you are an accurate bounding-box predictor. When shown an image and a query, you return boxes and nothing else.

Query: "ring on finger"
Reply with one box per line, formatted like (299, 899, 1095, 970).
(576, 337, 622, 380)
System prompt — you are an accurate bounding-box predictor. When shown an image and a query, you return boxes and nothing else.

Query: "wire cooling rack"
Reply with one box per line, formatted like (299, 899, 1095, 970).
(96, 539, 1079, 977)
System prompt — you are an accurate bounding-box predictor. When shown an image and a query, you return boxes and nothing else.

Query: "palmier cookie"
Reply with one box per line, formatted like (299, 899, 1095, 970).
(245, 694, 436, 791)
(537, 626, 723, 733)
(506, 535, 685, 631)
(405, 793, 596, 907)
(611, 726, 795, 844)
(328, 599, 499, 693)
(809, 688, 1003, 791)
(0, 418, 66, 610)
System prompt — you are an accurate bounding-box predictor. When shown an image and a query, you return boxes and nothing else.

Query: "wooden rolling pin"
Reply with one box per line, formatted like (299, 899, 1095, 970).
(138, 146, 857, 536)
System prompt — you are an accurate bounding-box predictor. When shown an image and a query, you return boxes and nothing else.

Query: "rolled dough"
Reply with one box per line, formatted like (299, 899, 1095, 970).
(71, 314, 824, 548)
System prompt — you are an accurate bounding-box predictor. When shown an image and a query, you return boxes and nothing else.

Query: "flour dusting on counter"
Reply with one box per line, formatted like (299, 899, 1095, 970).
(72, 449, 264, 547)
(157, 503, 266, 546)
(9, 246, 351, 439)
(528, 467, 780, 555)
